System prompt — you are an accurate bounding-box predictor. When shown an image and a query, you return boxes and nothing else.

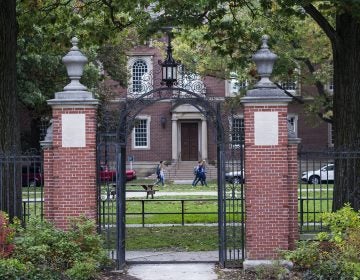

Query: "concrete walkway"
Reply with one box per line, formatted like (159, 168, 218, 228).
(127, 263, 218, 280)
(125, 251, 219, 280)
(126, 191, 217, 198)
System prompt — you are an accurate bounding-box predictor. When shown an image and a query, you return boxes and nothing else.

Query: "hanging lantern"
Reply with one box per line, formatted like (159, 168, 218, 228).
(160, 30, 179, 87)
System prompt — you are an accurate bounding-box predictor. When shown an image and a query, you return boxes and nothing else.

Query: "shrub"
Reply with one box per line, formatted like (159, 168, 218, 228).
(321, 203, 360, 244)
(284, 204, 360, 279)
(0, 211, 16, 258)
(254, 262, 289, 280)
(283, 241, 320, 270)
(12, 216, 110, 279)
(65, 260, 98, 280)
(0, 258, 30, 278)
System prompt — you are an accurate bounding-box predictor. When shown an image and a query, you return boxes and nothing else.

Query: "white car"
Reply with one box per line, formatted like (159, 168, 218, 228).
(225, 170, 245, 184)
(301, 164, 334, 184)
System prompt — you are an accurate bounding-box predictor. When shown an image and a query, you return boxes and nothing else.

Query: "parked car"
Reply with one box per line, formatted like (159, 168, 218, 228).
(22, 163, 43, 187)
(301, 163, 334, 184)
(225, 170, 245, 184)
(99, 165, 136, 182)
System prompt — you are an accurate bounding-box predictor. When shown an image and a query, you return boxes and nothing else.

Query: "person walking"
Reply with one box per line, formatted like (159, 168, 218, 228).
(154, 161, 165, 186)
(199, 160, 208, 187)
(192, 160, 202, 187)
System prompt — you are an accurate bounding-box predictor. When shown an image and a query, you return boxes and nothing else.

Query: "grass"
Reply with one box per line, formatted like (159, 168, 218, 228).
(23, 182, 334, 230)
(101, 226, 220, 251)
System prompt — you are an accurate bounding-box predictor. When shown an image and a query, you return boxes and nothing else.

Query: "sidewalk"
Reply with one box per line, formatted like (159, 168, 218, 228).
(126, 191, 217, 198)
(124, 251, 219, 280)
(127, 263, 218, 280)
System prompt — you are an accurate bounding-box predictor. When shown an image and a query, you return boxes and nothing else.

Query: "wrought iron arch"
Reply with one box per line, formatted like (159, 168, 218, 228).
(116, 87, 224, 145)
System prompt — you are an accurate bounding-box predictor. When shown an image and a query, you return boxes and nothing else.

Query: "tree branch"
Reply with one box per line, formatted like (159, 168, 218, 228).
(101, 0, 134, 31)
(302, 4, 339, 45)
(274, 82, 304, 104)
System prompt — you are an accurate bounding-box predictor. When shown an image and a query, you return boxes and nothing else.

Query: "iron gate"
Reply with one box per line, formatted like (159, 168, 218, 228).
(97, 87, 245, 269)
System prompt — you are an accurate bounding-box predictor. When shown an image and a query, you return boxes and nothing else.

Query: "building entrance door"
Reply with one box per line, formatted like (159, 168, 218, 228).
(181, 123, 198, 161)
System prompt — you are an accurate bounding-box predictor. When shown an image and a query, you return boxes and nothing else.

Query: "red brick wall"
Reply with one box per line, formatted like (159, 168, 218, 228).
(126, 102, 173, 162)
(44, 107, 97, 229)
(244, 104, 295, 259)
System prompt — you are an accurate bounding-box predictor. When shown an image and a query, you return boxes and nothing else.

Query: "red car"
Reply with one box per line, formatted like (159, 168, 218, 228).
(99, 165, 136, 182)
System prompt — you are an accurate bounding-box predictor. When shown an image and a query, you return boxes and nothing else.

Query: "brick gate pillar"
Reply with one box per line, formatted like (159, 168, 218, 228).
(241, 35, 300, 266)
(40, 38, 99, 229)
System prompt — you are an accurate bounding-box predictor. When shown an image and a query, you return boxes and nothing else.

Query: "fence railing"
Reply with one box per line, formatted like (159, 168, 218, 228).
(298, 147, 360, 233)
(0, 152, 43, 225)
(6, 146, 360, 235)
(99, 198, 236, 229)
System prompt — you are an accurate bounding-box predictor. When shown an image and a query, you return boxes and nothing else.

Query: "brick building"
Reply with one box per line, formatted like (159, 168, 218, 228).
(102, 42, 330, 177)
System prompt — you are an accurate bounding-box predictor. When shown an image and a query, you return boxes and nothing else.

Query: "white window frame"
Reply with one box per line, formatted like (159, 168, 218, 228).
(225, 73, 248, 97)
(277, 67, 301, 96)
(132, 116, 151, 150)
(287, 114, 298, 137)
(127, 56, 153, 95)
(229, 115, 245, 146)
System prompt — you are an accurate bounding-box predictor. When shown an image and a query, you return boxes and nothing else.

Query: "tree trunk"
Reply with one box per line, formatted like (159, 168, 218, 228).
(0, 0, 21, 218)
(332, 12, 360, 211)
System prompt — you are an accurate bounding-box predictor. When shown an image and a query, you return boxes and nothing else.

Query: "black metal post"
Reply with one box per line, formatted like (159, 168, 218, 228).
(115, 144, 126, 270)
(217, 103, 226, 267)
(142, 200, 145, 227)
(181, 200, 185, 226)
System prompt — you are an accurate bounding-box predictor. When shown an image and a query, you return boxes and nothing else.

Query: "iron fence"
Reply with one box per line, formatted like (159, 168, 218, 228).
(0, 152, 44, 225)
(98, 197, 243, 228)
(298, 148, 360, 233)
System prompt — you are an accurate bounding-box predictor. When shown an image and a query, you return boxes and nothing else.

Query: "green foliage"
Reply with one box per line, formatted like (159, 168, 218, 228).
(0, 211, 16, 258)
(65, 260, 98, 280)
(283, 241, 320, 269)
(321, 203, 360, 243)
(254, 262, 289, 279)
(10, 216, 110, 279)
(284, 204, 360, 279)
(0, 258, 33, 279)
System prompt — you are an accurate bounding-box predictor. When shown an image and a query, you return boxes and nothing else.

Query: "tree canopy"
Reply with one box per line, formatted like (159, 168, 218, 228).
(1, 0, 360, 212)
(148, 0, 360, 210)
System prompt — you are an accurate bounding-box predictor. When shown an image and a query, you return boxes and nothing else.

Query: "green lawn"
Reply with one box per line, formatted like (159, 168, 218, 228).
(101, 226, 220, 251)
(23, 183, 334, 229)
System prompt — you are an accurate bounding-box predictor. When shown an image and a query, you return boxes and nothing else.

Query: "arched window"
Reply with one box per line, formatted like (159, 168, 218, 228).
(132, 60, 148, 93)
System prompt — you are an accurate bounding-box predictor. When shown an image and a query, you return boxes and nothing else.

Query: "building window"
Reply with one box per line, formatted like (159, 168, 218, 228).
(231, 117, 245, 145)
(226, 73, 248, 96)
(276, 67, 300, 95)
(133, 117, 150, 149)
(127, 56, 153, 95)
(287, 114, 298, 137)
(281, 80, 297, 91)
(132, 60, 148, 93)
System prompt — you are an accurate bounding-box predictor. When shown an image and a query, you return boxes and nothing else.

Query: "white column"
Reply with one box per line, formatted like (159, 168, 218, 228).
(201, 119, 208, 160)
(172, 119, 178, 161)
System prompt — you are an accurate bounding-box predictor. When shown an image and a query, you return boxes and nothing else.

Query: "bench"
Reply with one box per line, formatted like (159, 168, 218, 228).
(110, 184, 159, 199)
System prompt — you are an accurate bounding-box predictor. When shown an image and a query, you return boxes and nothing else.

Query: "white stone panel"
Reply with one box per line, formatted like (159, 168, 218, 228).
(254, 112, 278, 145)
(62, 114, 86, 147)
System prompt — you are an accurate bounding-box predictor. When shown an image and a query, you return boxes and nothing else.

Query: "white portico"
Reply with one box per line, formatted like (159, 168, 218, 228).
(171, 104, 208, 162)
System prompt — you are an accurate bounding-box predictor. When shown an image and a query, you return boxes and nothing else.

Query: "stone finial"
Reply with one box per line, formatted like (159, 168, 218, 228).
(62, 37, 88, 91)
(252, 35, 277, 88)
